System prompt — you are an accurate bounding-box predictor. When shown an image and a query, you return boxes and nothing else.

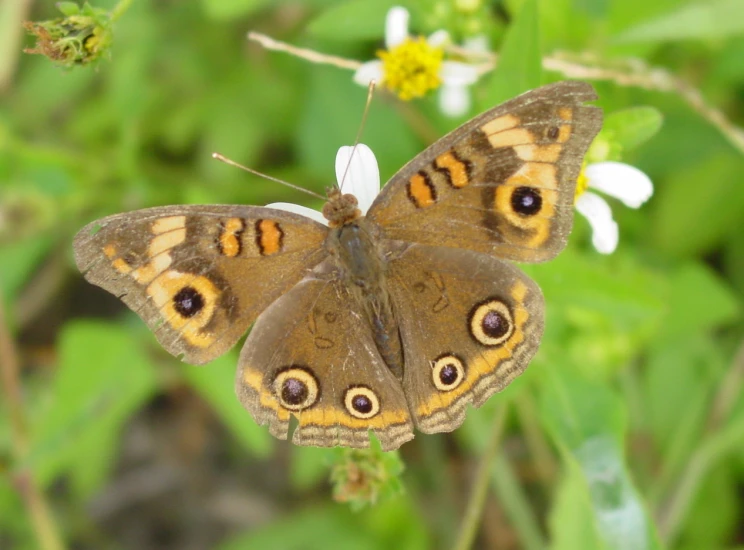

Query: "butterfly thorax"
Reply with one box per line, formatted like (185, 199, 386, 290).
(327, 213, 405, 380)
(322, 188, 362, 228)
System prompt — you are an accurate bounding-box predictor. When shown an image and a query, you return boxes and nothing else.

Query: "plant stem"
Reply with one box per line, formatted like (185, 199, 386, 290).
(0, 296, 65, 550)
(249, 31, 744, 156)
(0, 0, 33, 91)
(656, 340, 744, 545)
(490, 451, 546, 550)
(110, 0, 135, 22)
(514, 391, 557, 488)
(657, 410, 744, 544)
(451, 403, 507, 550)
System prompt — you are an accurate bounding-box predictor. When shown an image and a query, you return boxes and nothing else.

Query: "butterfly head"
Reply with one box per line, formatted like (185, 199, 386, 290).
(322, 187, 362, 227)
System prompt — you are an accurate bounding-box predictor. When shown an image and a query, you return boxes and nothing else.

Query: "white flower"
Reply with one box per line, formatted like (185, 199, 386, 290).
(353, 6, 479, 117)
(574, 161, 653, 254)
(267, 144, 380, 226)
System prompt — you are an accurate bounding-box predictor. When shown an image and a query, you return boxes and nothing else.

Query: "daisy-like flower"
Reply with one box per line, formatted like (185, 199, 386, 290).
(353, 6, 480, 117)
(267, 144, 380, 225)
(574, 161, 653, 254)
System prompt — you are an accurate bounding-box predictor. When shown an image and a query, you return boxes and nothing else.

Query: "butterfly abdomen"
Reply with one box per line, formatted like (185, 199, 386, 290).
(329, 220, 404, 378)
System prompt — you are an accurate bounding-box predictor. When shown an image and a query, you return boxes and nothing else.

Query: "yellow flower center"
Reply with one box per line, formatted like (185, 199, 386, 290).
(378, 37, 443, 100)
(574, 163, 589, 204)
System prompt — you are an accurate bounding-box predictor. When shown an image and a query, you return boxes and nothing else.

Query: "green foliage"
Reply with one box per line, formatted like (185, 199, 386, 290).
(615, 0, 744, 43)
(30, 322, 157, 493)
(3, 0, 744, 549)
(601, 106, 663, 155)
(486, 0, 542, 105)
(184, 352, 274, 457)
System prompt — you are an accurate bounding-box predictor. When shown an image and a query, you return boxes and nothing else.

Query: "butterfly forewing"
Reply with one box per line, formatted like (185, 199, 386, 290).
(367, 81, 602, 262)
(73, 205, 329, 364)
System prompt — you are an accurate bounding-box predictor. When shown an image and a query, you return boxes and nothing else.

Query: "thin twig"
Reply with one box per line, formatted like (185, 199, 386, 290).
(248, 32, 744, 155)
(657, 411, 744, 545)
(514, 391, 557, 487)
(490, 450, 546, 550)
(110, 0, 135, 23)
(707, 340, 744, 430)
(247, 32, 361, 71)
(451, 402, 508, 550)
(656, 340, 744, 545)
(0, 295, 65, 550)
(0, 0, 34, 91)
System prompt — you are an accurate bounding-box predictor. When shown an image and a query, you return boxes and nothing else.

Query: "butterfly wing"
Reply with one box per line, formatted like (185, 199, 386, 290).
(236, 260, 415, 451)
(73, 205, 329, 364)
(384, 243, 544, 432)
(367, 81, 602, 262)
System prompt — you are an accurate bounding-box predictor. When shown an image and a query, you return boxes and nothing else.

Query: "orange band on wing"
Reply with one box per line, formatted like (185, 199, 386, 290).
(435, 151, 471, 188)
(407, 172, 437, 208)
(255, 219, 284, 256)
(219, 217, 246, 257)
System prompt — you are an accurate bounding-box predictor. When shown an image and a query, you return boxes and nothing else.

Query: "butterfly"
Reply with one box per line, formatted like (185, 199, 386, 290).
(74, 81, 602, 451)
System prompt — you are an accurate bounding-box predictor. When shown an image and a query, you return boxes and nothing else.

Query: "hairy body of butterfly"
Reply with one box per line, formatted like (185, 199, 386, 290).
(74, 81, 602, 450)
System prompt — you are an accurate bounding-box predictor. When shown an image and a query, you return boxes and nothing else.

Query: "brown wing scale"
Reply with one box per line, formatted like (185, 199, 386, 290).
(368, 81, 603, 262)
(74, 205, 329, 364)
(386, 244, 544, 433)
(236, 262, 415, 451)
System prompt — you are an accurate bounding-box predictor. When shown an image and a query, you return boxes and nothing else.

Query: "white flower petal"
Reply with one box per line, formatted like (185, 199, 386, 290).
(385, 6, 409, 49)
(585, 161, 653, 209)
(266, 202, 327, 225)
(335, 144, 380, 214)
(439, 61, 479, 86)
(353, 60, 383, 86)
(462, 34, 490, 53)
(439, 85, 471, 117)
(575, 192, 619, 254)
(427, 30, 450, 47)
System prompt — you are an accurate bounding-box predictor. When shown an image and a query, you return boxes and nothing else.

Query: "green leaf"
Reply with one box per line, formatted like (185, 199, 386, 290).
(540, 368, 662, 550)
(549, 462, 606, 550)
(0, 478, 35, 550)
(0, 237, 53, 306)
(218, 507, 375, 550)
(290, 446, 334, 490)
(615, 0, 744, 43)
(643, 334, 718, 454)
(218, 498, 428, 550)
(487, 0, 542, 105)
(656, 262, 740, 343)
(651, 153, 744, 257)
(56, 2, 81, 16)
(602, 107, 663, 152)
(200, 0, 273, 20)
(29, 321, 157, 496)
(678, 462, 740, 546)
(526, 250, 666, 378)
(184, 352, 273, 457)
(307, 0, 400, 41)
(297, 65, 420, 183)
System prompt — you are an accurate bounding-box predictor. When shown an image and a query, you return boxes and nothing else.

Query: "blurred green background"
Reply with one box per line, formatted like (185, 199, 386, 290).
(1, 0, 744, 549)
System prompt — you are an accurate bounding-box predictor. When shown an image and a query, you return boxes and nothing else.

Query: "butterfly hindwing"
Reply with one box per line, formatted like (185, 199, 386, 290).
(386, 243, 544, 432)
(236, 261, 415, 451)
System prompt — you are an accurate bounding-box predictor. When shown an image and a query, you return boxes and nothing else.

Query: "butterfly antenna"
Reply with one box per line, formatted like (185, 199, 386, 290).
(338, 80, 376, 192)
(211, 152, 325, 200)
